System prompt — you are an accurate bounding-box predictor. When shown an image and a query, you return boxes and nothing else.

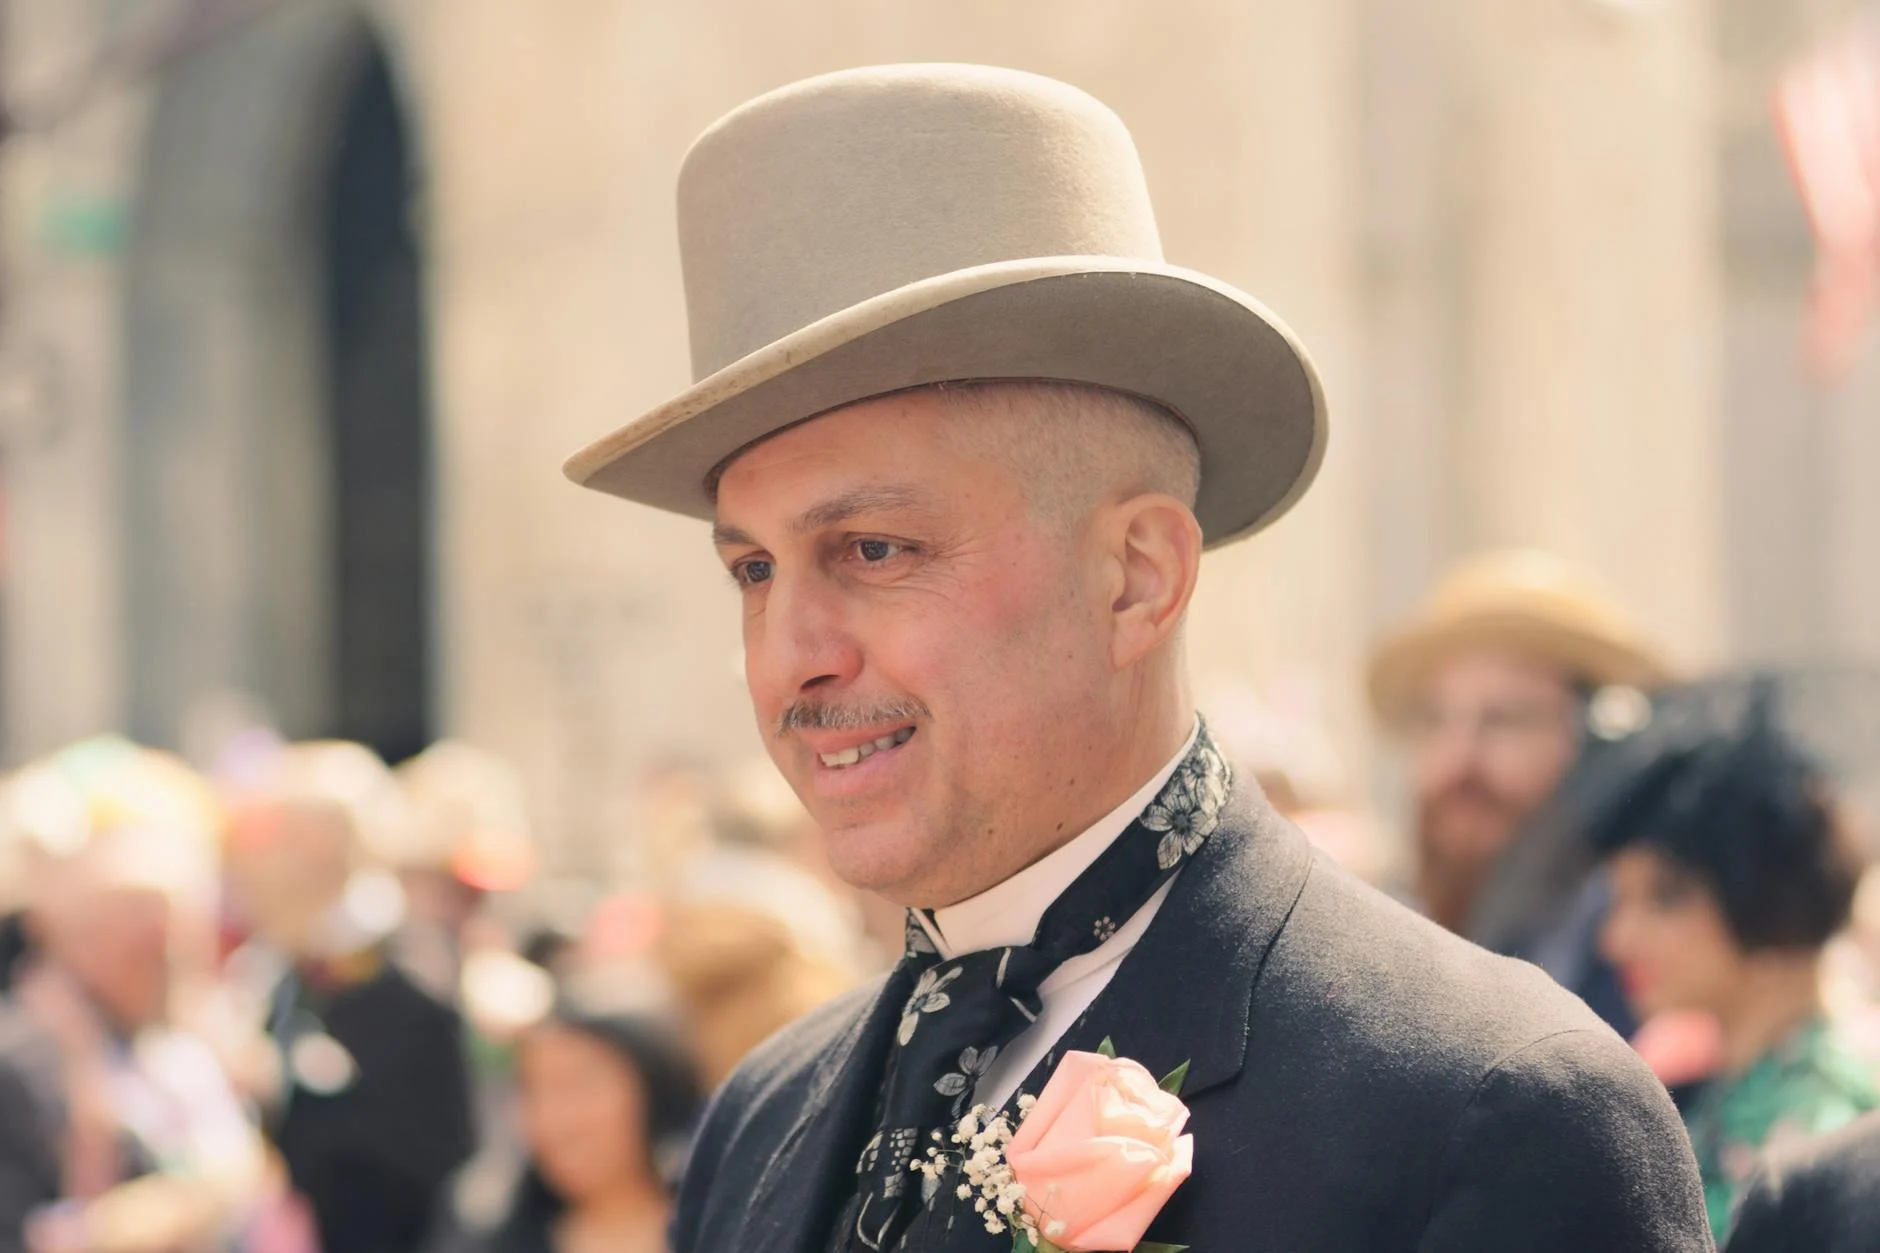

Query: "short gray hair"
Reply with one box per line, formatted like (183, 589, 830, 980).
(928, 380, 1202, 520)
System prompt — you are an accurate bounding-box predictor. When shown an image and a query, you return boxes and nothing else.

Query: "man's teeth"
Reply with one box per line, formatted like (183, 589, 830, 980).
(819, 727, 916, 768)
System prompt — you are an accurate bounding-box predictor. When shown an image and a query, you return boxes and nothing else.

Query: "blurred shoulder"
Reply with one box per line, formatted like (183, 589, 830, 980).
(1775, 1105, 1880, 1182)
(1727, 1109, 1880, 1253)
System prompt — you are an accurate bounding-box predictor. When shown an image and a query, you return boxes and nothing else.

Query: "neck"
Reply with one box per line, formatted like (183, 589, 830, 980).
(1713, 951, 1823, 1075)
(1084, 682, 1193, 835)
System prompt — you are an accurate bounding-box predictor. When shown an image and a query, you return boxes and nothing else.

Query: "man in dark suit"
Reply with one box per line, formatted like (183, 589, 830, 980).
(226, 742, 475, 1253)
(1724, 1111, 1880, 1253)
(562, 63, 1711, 1253)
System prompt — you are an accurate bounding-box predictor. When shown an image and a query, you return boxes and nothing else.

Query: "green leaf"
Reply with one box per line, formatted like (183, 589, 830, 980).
(1010, 1231, 1037, 1253)
(1096, 1036, 1117, 1059)
(1157, 1059, 1191, 1097)
(1134, 1243, 1190, 1253)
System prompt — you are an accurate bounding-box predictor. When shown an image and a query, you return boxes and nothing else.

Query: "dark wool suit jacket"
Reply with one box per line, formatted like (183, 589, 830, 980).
(1724, 1109, 1880, 1253)
(273, 963, 476, 1253)
(673, 785, 1713, 1253)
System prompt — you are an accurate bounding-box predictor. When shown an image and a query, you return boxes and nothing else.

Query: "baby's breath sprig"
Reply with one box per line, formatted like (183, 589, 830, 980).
(910, 1093, 1044, 1239)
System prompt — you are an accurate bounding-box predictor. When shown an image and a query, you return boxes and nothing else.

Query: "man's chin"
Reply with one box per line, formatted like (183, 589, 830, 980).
(820, 820, 945, 903)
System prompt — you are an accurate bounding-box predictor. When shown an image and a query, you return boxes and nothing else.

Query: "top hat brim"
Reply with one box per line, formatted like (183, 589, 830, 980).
(563, 257, 1327, 549)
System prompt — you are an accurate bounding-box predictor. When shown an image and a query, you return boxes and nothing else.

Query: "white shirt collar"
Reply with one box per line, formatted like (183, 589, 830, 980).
(916, 721, 1200, 958)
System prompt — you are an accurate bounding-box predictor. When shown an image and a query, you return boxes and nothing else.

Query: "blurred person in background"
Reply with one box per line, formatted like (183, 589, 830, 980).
(655, 839, 861, 1090)
(0, 742, 261, 1253)
(224, 741, 474, 1253)
(1593, 690, 1878, 1242)
(517, 928, 580, 982)
(394, 742, 539, 1003)
(1368, 549, 1671, 1032)
(1723, 1107, 1880, 1253)
(394, 740, 544, 1231)
(443, 1004, 699, 1253)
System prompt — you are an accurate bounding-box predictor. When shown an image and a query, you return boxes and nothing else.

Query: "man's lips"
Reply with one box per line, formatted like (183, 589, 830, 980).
(799, 725, 918, 768)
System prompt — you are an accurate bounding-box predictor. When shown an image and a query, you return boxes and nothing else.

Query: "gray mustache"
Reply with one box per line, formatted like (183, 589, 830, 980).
(775, 697, 931, 737)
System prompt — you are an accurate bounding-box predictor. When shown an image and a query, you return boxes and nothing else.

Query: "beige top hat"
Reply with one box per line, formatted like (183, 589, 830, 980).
(563, 63, 1327, 547)
(1367, 550, 1674, 730)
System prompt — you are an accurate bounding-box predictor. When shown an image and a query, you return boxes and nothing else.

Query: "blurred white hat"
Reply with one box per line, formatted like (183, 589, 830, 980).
(0, 737, 222, 913)
(395, 740, 536, 890)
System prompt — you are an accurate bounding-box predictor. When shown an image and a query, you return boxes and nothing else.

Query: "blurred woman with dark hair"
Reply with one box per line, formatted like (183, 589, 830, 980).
(479, 1006, 701, 1253)
(1595, 692, 1878, 1241)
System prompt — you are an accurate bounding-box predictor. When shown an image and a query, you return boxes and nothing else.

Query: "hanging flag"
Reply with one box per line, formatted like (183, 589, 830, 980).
(1773, 15, 1880, 381)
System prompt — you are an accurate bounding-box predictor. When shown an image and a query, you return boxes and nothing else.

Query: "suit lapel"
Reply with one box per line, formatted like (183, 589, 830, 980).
(1003, 783, 1315, 1106)
(739, 973, 910, 1253)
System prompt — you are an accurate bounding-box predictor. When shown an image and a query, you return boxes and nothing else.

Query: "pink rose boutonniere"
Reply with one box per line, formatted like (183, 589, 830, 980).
(914, 1039, 1193, 1253)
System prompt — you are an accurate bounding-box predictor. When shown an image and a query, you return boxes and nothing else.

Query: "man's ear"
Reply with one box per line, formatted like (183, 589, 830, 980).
(1105, 493, 1203, 670)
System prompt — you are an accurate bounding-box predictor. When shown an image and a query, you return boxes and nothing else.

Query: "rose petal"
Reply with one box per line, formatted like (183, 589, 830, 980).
(1009, 1052, 1197, 1251)
(1093, 1068, 1190, 1141)
(1010, 1136, 1166, 1241)
(1059, 1133, 1194, 1252)
(1009, 1051, 1111, 1155)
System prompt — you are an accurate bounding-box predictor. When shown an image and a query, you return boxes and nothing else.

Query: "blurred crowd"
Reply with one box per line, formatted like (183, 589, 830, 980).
(0, 548, 1876, 1252)
(0, 728, 878, 1253)
(1361, 551, 1880, 1248)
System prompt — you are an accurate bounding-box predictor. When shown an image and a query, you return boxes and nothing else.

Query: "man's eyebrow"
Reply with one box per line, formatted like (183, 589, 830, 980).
(711, 522, 755, 548)
(712, 486, 929, 549)
(790, 486, 927, 535)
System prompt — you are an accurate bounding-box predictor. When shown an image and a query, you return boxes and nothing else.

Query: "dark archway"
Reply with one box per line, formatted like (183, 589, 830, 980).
(122, 10, 431, 762)
(321, 45, 432, 763)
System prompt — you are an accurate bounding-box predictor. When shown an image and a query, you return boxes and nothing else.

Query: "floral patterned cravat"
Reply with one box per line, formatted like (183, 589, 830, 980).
(834, 722, 1231, 1252)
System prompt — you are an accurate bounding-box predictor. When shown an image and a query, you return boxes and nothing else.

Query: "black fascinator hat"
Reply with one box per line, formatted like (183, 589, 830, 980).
(1583, 671, 1871, 950)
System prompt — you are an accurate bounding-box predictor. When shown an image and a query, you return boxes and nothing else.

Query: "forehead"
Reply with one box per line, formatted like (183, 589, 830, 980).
(1417, 647, 1576, 705)
(713, 390, 1008, 525)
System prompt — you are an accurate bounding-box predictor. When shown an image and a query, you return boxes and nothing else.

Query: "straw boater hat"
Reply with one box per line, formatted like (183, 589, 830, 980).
(563, 63, 1327, 547)
(1368, 550, 1674, 731)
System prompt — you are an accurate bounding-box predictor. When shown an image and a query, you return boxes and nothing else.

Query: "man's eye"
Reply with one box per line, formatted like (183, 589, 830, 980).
(735, 559, 774, 587)
(857, 539, 894, 562)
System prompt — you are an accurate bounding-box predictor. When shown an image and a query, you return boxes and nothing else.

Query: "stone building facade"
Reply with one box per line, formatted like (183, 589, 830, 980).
(0, 0, 1871, 872)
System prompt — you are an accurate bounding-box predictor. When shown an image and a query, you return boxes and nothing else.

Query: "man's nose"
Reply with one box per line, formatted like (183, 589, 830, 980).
(1413, 720, 1482, 795)
(747, 569, 864, 698)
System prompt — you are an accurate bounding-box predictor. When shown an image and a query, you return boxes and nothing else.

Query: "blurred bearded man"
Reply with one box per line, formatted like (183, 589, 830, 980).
(565, 65, 1709, 1253)
(1368, 550, 1672, 1031)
